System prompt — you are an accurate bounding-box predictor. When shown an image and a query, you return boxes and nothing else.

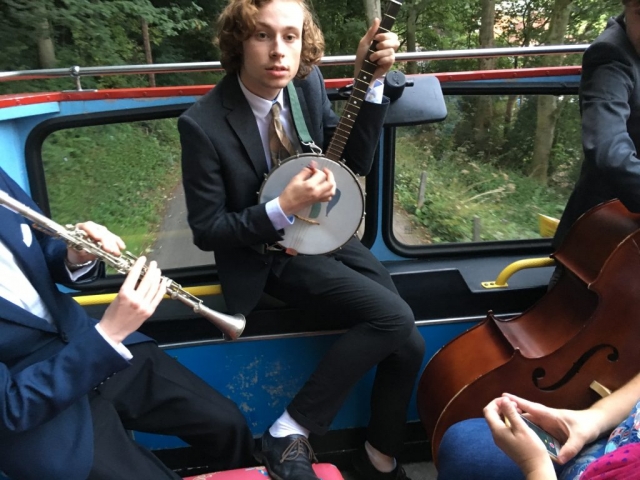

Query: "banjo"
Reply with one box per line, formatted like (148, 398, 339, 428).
(258, 0, 402, 255)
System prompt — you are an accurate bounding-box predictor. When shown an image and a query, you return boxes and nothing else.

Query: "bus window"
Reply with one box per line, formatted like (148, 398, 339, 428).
(392, 93, 581, 245)
(39, 97, 360, 273)
(41, 118, 213, 271)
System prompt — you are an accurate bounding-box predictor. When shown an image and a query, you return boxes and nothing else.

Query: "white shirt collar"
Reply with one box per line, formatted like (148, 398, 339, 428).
(238, 75, 285, 119)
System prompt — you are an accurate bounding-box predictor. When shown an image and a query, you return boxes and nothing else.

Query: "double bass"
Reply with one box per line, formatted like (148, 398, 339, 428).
(417, 199, 640, 465)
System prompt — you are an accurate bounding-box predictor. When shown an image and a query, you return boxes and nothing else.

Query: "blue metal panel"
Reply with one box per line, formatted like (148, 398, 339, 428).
(0, 122, 28, 190)
(370, 135, 404, 262)
(57, 96, 199, 116)
(0, 102, 59, 122)
(0, 102, 61, 192)
(135, 321, 474, 450)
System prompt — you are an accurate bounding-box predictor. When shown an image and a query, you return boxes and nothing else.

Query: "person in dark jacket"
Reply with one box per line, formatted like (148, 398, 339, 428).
(179, 1, 425, 479)
(0, 168, 254, 480)
(554, 1, 640, 248)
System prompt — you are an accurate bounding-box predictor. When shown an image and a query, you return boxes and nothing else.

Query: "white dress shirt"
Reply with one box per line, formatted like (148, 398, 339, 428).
(0, 238, 131, 359)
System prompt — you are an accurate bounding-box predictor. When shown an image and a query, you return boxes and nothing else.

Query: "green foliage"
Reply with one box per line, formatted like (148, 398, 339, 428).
(569, 0, 621, 42)
(500, 95, 538, 172)
(394, 124, 572, 243)
(42, 119, 182, 256)
(549, 95, 583, 187)
(0, 0, 209, 93)
(0, 0, 626, 92)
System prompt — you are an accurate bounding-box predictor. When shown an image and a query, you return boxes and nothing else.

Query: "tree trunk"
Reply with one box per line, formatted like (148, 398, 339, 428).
(364, 0, 381, 26)
(473, 0, 496, 156)
(37, 18, 56, 68)
(531, 95, 557, 180)
(530, 0, 573, 183)
(477, 0, 496, 71)
(503, 94, 518, 137)
(141, 17, 156, 87)
(406, 3, 418, 74)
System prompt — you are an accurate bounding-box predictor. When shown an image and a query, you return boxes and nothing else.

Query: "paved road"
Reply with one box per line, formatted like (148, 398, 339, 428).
(148, 182, 213, 270)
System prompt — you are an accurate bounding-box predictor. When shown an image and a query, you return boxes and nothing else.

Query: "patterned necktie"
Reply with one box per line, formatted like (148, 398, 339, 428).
(269, 101, 295, 168)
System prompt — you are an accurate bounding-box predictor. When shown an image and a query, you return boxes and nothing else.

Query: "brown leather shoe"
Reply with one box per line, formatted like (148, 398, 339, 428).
(351, 447, 412, 480)
(258, 430, 320, 480)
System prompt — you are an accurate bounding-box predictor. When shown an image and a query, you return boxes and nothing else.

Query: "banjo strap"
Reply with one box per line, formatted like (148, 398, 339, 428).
(286, 82, 318, 150)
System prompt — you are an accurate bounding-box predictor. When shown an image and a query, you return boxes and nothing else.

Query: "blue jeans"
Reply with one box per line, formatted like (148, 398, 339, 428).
(437, 418, 526, 480)
(437, 414, 617, 480)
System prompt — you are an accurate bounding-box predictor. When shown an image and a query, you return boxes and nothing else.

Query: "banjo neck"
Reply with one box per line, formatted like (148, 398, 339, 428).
(324, 0, 403, 163)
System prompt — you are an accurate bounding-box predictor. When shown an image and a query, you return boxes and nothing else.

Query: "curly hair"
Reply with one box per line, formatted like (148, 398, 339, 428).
(216, 0, 325, 79)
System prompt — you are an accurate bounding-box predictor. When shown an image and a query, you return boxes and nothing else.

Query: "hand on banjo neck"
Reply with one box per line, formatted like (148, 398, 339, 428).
(259, 0, 402, 255)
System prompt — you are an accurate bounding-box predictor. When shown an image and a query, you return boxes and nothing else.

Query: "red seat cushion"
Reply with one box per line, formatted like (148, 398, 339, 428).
(183, 463, 344, 479)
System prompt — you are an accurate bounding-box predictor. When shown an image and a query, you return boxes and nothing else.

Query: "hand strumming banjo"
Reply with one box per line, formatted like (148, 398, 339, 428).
(258, 0, 402, 255)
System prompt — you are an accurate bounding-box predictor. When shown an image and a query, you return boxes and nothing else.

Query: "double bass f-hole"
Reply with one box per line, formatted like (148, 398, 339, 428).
(532, 344, 619, 391)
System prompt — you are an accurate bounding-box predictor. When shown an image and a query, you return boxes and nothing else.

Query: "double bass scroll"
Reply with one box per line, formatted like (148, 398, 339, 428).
(417, 199, 640, 465)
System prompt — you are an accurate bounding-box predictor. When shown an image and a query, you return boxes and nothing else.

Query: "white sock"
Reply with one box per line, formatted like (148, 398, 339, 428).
(365, 441, 397, 473)
(269, 410, 310, 438)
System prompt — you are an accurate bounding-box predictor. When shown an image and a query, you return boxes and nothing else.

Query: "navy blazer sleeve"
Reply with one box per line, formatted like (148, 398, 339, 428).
(0, 170, 130, 436)
(0, 328, 129, 435)
(581, 40, 640, 212)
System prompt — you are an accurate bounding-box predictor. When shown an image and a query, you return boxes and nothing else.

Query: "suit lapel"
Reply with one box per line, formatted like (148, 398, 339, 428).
(0, 296, 57, 332)
(222, 76, 270, 180)
(0, 197, 60, 333)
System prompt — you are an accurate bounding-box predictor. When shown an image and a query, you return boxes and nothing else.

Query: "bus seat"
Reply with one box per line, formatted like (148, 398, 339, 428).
(183, 463, 344, 479)
(538, 213, 560, 238)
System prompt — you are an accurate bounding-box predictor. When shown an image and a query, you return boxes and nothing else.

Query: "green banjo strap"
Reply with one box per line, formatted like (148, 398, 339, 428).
(286, 82, 315, 147)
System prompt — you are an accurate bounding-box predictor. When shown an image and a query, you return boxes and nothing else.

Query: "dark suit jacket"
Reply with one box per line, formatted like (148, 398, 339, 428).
(0, 169, 149, 480)
(179, 67, 388, 314)
(554, 15, 640, 247)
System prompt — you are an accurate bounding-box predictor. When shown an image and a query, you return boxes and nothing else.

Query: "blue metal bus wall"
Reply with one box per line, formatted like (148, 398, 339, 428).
(135, 321, 473, 449)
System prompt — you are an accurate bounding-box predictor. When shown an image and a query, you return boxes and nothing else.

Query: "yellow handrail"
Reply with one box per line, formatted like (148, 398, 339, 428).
(73, 284, 222, 306)
(481, 257, 556, 289)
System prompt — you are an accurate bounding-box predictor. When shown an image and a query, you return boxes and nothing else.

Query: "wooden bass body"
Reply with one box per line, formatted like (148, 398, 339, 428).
(417, 200, 640, 464)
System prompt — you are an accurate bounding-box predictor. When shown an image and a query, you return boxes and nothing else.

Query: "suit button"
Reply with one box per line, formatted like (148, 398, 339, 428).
(60, 332, 69, 343)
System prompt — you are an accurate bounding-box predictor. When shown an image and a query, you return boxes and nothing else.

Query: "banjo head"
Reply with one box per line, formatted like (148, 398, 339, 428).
(258, 153, 365, 255)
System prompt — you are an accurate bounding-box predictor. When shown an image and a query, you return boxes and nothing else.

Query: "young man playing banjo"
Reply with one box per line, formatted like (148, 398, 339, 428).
(179, 1, 425, 479)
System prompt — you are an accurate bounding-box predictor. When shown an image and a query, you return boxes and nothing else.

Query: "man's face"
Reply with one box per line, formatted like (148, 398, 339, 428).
(240, 0, 304, 99)
(626, 1, 640, 55)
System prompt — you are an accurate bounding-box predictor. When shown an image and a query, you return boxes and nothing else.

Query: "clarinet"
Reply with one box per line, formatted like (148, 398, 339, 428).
(0, 189, 245, 340)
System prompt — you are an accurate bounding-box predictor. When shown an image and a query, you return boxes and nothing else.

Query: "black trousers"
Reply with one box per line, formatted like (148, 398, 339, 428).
(87, 342, 255, 480)
(265, 238, 426, 457)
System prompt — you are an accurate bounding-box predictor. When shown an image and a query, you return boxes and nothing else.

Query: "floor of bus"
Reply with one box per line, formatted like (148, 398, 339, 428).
(167, 451, 438, 479)
(158, 423, 438, 478)
(341, 461, 437, 479)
